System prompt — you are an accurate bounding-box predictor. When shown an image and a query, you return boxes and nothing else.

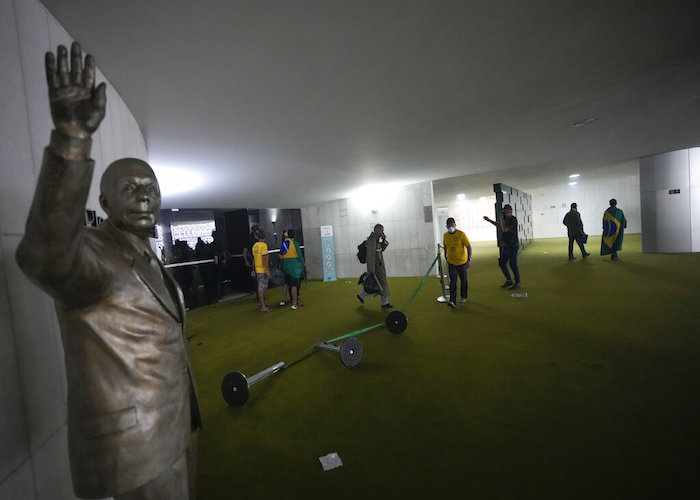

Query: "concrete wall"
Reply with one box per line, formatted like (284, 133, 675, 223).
(640, 148, 699, 253)
(531, 161, 641, 240)
(301, 181, 437, 280)
(0, 0, 147, 498)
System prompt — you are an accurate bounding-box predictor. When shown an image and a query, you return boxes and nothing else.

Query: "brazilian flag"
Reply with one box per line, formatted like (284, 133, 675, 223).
(601, 207, 626, 255)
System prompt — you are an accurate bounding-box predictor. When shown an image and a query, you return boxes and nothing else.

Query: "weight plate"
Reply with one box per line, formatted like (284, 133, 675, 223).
(339, 337, 363, 367)
(385, 310, 408, 334)
(221, 371, 250, 407)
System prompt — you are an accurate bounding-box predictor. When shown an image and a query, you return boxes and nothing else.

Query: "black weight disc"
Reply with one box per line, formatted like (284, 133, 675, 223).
(385, 310, 408, 334)
(221, 371, 250, 407)
(339, 337, 363, 367)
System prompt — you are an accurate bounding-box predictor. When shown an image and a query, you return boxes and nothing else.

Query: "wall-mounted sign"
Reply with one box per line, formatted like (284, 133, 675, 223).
(320, 225, 336, 282)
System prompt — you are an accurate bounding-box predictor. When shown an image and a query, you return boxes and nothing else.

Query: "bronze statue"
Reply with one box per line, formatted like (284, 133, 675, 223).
(16, 42, 202, 499)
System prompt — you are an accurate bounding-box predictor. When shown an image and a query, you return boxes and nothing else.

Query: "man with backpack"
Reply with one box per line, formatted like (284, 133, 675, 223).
(357, 224, 392, 308)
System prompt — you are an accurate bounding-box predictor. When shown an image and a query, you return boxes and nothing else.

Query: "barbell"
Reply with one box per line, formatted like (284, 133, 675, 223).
(221, 311, 408, 407)
(221, 338, 364, 407)
(221, 361, 285, 407)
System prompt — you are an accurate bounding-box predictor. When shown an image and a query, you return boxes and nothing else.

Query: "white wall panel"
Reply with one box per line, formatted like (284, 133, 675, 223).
(0, 0, 34, 236)
(0, 235, 31, 483)
(654, 189, 691, 253)
(649, 150, 690, 190)
(690, 148, 700, 252)
(31, 426, 81, 500)
(640, 148, 698, 253)
(15, 0, 51, 177)
(302, 181, 436, 279)
(640, 190, 658, 253)
(2, 235, 67, 452)
(0, 459, 35, 500)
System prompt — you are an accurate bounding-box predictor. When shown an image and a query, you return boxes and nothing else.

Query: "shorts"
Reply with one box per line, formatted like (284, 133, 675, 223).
(285, 273, 301, 288)
(256, 273, 269, 293)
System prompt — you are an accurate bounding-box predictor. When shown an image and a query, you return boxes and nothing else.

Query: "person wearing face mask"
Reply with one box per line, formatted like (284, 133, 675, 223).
(442, 217, 472, 308)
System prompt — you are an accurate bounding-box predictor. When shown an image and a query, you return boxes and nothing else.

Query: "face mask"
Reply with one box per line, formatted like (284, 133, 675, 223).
(448, 226, 456, 234)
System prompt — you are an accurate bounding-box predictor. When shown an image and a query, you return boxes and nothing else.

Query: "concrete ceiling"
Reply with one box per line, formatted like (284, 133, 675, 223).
(40, 0, 700, 209)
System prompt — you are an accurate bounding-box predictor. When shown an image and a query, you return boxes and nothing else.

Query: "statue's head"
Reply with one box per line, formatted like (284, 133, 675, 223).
(99, 158, 161, 237)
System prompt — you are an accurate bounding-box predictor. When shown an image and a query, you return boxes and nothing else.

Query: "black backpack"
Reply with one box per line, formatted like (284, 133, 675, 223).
(357, 240, 368, 263)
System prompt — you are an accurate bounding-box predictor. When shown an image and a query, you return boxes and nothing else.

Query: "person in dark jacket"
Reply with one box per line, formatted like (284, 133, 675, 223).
(563, 202, 590, 260)
(356, 224, 392, 308)
(484, 204, 521, 290)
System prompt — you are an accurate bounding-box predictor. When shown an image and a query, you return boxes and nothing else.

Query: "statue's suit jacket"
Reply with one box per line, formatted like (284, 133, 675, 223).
(17, 149, 202, 498)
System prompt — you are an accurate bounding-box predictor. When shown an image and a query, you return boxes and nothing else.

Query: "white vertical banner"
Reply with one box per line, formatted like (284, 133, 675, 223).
(320, 225, 337, 282)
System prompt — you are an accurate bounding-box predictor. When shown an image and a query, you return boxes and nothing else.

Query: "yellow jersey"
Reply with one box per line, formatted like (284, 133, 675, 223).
(443, 229, 471, 265)
(252, 241, 268, 273)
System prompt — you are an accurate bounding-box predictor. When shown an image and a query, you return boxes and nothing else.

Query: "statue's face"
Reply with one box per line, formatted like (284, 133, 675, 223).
(101, 163, 161, 237)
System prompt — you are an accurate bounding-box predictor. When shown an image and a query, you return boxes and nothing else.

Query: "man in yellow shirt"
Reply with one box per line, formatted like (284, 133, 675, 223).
(443, 217, 472, 308)
(251, 227, 272, 312)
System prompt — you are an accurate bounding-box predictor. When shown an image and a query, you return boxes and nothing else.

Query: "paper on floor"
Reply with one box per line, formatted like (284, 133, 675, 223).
(319, 452, 343, 471)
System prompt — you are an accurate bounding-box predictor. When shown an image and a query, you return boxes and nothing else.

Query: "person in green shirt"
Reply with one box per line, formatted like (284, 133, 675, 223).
(278, 229, 306, 310)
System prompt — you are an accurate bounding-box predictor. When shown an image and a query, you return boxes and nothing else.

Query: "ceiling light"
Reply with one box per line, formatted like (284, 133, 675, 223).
(572, 116, 598, 128)
(170, 208, 179, 211)
(568, 181, 577, 186)
(457, 193, 466, 200)
(569, 174, 580, 178)
(348, 182, 403, 211)
(151, 167, 205, 197)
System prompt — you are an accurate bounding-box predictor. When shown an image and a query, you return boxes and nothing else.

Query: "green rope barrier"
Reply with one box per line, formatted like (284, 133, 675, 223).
(324, 322, 384, 344)
(285, 250, 441, 371)
(283, 323, 384, 371)
(401, 253, 440, 313)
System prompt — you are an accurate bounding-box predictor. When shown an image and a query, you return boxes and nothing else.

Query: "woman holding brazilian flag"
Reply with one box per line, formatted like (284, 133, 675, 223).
(601, 199, 627, 261)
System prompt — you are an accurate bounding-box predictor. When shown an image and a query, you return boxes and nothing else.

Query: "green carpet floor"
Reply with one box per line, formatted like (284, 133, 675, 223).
(186, 235, 700, 499)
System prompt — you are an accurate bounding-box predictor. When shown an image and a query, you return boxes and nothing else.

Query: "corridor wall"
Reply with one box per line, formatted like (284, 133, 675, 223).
(301, 181, 436, 280)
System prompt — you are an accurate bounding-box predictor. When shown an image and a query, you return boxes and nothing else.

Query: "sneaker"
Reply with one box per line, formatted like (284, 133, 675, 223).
(447, 301, 456, 308)
(381, 303, 393, 309)
(509, 283, 522, 290)
(291, 304, 304, 310)
(460, 297, 468, 303)
(582, 252, 590, 258)
(501, 280, 514, 288)
(356, 294, 365, 304)
(279, 300, 287, 307)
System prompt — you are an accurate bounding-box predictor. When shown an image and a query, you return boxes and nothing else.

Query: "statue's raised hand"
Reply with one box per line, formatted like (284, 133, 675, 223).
(46, 42, 106, 139)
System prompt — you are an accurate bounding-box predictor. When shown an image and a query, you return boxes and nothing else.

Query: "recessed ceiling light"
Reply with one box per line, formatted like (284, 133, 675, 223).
(572, 117, 598, 128)
(153, 167, 205, 197)
(568, 181, 577, 186)
(171, 208, 179, 211)
(569, 174, 580, 178)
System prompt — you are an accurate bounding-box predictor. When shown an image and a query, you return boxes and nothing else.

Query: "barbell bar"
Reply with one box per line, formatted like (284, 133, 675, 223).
(314, 337, 363, 367)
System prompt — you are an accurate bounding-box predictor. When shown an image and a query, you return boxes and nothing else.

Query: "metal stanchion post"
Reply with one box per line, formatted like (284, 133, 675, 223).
(436, 244, 449, 303)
